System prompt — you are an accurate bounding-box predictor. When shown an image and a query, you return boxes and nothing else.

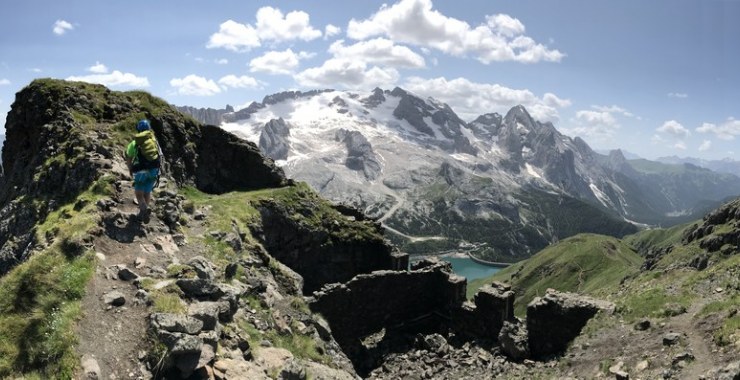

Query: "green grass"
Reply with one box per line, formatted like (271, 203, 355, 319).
(0, 174, 115, 378)
(236, 295, 329, 364)
(152, 293, 186, 314)
(623, 222, 692, 253)
(469, 234, 643, 315)
(616, 285, 693, 321)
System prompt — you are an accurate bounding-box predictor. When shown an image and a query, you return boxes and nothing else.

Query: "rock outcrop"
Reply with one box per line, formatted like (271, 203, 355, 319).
(176, 105, 233, 126)
(526, 289, 614, 359)
(259, 118, 291, 161)
(335, 129, 382, 180)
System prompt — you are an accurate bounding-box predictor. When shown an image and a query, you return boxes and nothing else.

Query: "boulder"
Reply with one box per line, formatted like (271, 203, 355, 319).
(188, 302, 222, 330)
(187, 256, 215, 280)
(498, 321, 529, 361)
(81, 354, 101, 380)
(662, 332, 681, 346)
(150, 313, 204, 335)
(526, 290, 613, 359)
(176, 278, 224, 299)
(279, 359, 307, 380)
(102, 290, 126, 306)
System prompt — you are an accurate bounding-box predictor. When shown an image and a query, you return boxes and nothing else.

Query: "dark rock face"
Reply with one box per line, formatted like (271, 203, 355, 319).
(526, 290, 613, 359)
(252, 197, 402, 293)
(453, 281, 515, 340)
(361, 87, 386, 108)
(195, 125, 286, 194)
(176, 105, 233, 126)
(498, 321, 530, 362)
(259, 118, 291, 161)
(468, 113, 503, 141)
(335, 129, 382, 180)
(391, 87, 477, 155)
(310, 261, 465, 372)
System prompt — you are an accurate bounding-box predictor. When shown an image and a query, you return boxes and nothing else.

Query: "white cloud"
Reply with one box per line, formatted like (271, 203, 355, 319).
(87, 61, 108, 74)
(329, 38, 425, 68)
(28, 68, 43, 73)
(207, 20, 261, 52)
(295, 59, 399, 90)
(324, 24, 341, 40)
(207, 7, 321, 52)
(657, 120, 690, 139)
(403, 76, 568, 122)
(698, 140, 712, 152)
(674, 141, 687, 150)
(255, 7, 322, 42)
(591, 105, 634, 118)
(486, 14, 525, 37)
(170, 74, 221, 96)
(696, 118, 740, 141)
(250, 49, 314, 75)
(53, 20, 74, 35)
(563, 104, 635, 141)
(668, 92, 688, 99)
(347, 0, 564, 64)
(67, 70, 149, 88)
(218, 75, 261, 89)
(0, 78, 10, 86)
(543, 93, 571, 108)
(215, 58, 229, 65)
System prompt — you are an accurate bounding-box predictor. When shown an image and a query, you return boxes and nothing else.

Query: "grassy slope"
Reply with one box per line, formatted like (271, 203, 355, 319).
(0, 175, 115, 378)
(468, 233, 643, 315)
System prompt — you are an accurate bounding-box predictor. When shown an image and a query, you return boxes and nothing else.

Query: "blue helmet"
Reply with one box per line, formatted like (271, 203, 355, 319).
(136, 119, 151, 132)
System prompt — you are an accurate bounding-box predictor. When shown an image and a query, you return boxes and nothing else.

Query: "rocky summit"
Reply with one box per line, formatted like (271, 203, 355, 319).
(0, 79, 737, 380)
(181, 88, 740, 262)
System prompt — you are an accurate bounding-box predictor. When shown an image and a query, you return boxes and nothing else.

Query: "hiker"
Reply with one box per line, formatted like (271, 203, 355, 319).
(125, 119, 161, 219)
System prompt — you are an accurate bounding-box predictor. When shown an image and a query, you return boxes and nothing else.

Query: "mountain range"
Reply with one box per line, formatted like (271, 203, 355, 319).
(657, 155, 740, 178)
(178, 88, 740, 262)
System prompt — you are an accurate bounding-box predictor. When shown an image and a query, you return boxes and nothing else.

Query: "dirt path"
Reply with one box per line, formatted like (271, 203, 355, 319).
(76, 183, 189, 379)
(666, 296, 719, 378)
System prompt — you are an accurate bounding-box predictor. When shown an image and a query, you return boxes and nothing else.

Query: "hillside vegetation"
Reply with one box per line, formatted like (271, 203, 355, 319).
(468, 234, 643, 314)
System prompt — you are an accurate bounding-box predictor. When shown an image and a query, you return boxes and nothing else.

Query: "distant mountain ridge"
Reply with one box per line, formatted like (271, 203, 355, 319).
(179, 88, 740, 261)
(657, 155, 740, 177)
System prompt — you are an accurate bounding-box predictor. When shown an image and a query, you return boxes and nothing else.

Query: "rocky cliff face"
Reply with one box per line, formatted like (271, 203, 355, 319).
(176, 105, 233, 126)
(258, 118, 291, 161)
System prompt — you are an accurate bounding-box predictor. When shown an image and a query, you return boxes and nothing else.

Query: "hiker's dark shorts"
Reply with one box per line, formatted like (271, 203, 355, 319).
(133, 168, 159, 193)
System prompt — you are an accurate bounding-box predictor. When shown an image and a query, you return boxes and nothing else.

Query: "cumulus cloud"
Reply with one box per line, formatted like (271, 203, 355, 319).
(170, 74, 221, 96)
(53, 20, 74, 35)
(295, 59, 399, 90)
(329, 38, 425, 68)
(698, 140, 712, 152)
(87, 62, 108, 74)
(563, 104, 636, 141)
(207, 7, 321, 52)
(250, 49, 314, 75)
(347, 0, 563, 64)
(696, 118, 740, 140)
(403, 76, 569, 122)
(255, 7, 322, 42)
(207, 20, 260, 52)
(673, 141, 687, 150)
(67, 70, 149, 88)
(324, 24, 342, 40)
(0, 78, 10, 86)
(218, 75, 261, 89)
(657, 120, 690, 139)
(668, 92, 688, 98)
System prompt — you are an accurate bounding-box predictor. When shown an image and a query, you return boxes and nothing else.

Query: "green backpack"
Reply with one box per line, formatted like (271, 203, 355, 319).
(132, 130, 161, 171)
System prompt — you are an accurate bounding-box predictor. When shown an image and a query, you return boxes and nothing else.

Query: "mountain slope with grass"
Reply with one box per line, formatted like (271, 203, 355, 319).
(468, 234, 643, 314)
(468, 198, 740, 379)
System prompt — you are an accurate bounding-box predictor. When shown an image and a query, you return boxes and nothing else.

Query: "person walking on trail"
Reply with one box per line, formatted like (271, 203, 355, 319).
(125, 119, 161, 220)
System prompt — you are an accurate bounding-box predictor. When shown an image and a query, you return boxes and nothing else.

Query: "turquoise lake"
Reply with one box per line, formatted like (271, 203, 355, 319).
(440, 256, 501, 281)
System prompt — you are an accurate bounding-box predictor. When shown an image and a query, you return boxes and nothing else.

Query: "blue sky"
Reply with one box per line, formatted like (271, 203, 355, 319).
(1, 0, 738, 160)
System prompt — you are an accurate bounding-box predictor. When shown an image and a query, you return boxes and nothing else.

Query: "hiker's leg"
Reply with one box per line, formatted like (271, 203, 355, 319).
(135, 190, 147, 212)
(143, 192, 152, 208)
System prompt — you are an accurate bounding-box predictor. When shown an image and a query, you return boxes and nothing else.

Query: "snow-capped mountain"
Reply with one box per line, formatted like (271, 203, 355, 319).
(178, 88, 740, 261)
